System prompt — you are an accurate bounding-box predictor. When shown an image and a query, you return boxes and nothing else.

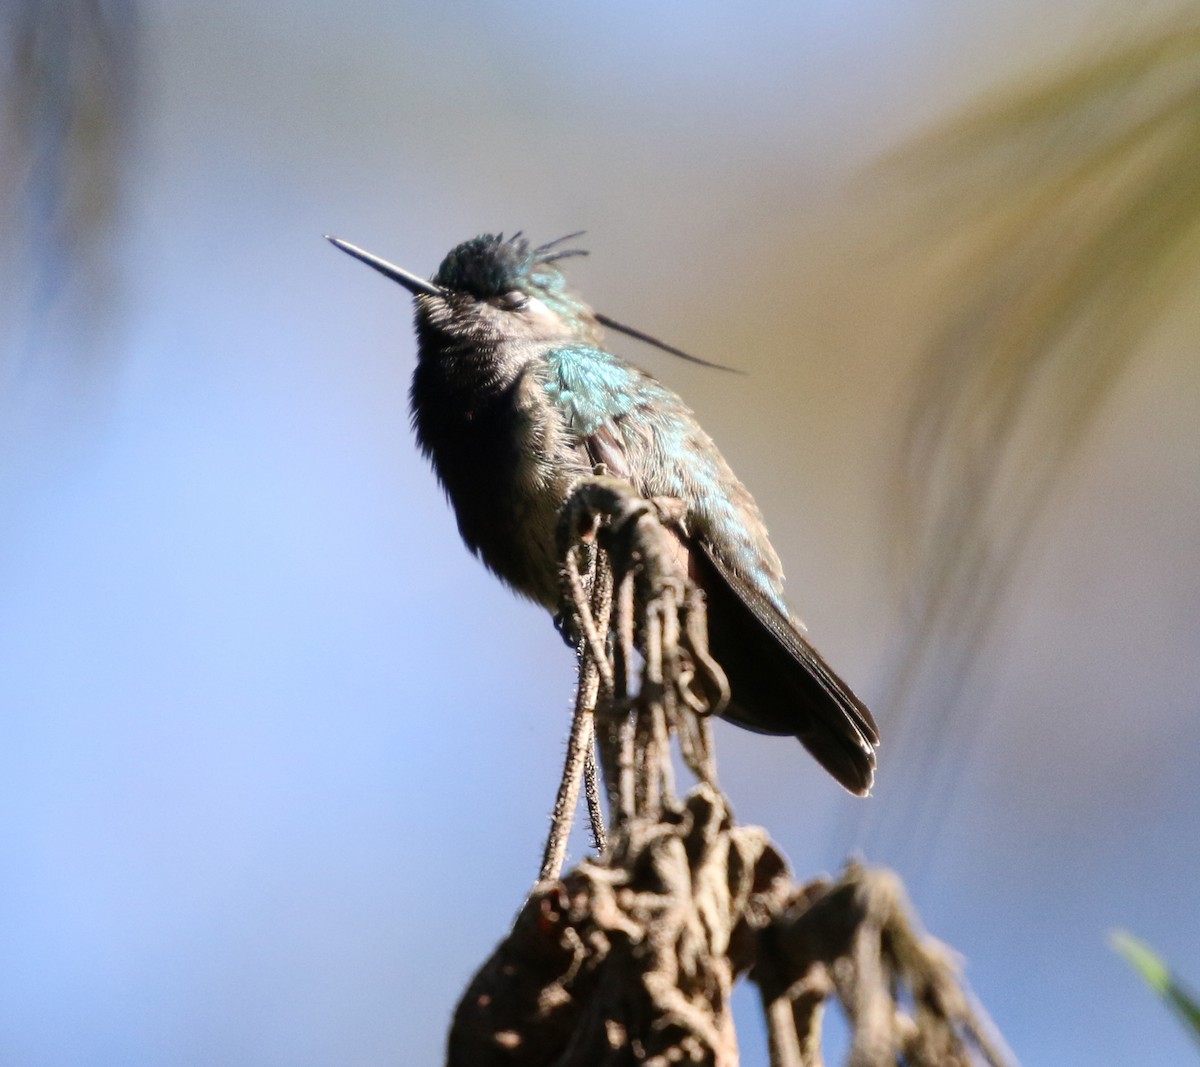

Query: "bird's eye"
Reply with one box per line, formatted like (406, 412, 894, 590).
(499, 290, 529, 312)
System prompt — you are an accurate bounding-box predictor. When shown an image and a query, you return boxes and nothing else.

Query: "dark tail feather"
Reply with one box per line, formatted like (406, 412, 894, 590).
(693, 545, 879, 796)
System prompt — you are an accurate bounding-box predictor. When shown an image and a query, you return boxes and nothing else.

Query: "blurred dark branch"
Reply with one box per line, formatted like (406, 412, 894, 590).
(446, 480, 1014, 1066)
(870, 15, 1200, 835)
(1, 0, 139, 345)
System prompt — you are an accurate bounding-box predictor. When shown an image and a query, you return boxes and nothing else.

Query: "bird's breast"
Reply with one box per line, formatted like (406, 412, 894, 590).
(412, 356, 590, 609)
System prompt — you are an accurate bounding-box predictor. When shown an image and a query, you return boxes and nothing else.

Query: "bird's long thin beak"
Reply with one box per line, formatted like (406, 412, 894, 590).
(325, 235, 443, 298)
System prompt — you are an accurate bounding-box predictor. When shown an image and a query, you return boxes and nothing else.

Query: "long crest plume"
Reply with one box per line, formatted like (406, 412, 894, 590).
(533, 230, 590, 265)
(530, 231, 744, 374)
(594, 312, 745, 375)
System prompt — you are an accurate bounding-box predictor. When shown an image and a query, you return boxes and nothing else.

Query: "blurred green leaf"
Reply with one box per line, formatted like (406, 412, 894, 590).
(1110, 929, 1200, 1050)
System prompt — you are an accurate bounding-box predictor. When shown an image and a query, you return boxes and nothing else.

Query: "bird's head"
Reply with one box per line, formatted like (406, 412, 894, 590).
(327, 232, 599, 348)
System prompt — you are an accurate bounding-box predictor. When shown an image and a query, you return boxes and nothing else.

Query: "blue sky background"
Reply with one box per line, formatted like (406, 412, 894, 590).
(2, 2, 1199, 1064)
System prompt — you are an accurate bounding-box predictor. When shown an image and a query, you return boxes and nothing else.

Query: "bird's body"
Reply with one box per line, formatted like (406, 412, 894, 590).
(331, 232, 879, 794)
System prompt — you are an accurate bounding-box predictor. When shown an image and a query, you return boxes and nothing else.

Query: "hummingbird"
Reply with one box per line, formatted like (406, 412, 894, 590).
(327, 231, 879, 795)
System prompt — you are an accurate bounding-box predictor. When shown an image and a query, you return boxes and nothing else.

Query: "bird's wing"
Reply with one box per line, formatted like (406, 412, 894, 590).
(696, 539, 878, 777)
(696, 542, 879, 747)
